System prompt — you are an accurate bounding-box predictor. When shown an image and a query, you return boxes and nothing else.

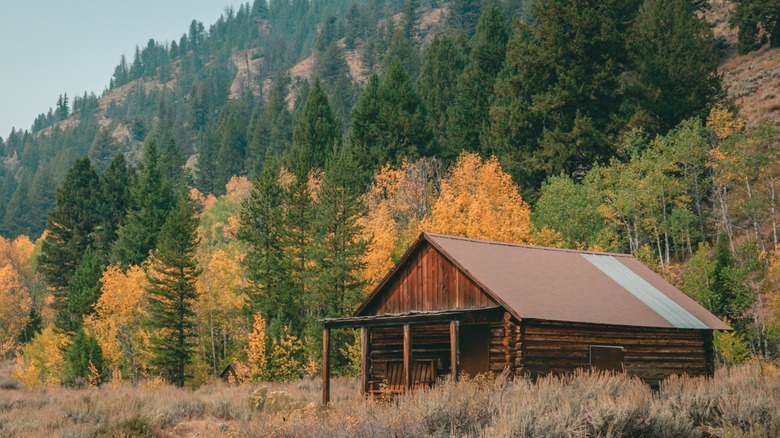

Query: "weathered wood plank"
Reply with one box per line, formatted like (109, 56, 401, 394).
(403, 324, 412, 390)
(322, 328, 330, 405)
(360, 327, 369, 396)
(450, 320, 460, 381)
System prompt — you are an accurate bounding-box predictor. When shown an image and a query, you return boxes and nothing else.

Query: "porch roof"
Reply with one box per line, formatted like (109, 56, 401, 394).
(321, 306, 503, 329)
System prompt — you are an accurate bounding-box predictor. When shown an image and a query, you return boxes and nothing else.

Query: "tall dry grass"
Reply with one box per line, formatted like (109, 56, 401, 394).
(0, 361, 778, 437)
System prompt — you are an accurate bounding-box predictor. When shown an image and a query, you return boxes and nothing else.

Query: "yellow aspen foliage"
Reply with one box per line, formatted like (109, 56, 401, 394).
(361, 158, 441, 289)
(0, 266, 31, 357)
(530, 227, 566, 249)
(83, 265, 150, 380)
(14, 327, 69, 388)
(225, 175, 252, 202)
(0, 234, 36, 277)
(194, 246, 247, 371)
(268, 326, 306, 382)
(424, 153, 532, 244)
(243, 313, 269, 381)
(277, 166, 297, 189)
(706, 105, 745, 141)
(190, 187, 207, 213)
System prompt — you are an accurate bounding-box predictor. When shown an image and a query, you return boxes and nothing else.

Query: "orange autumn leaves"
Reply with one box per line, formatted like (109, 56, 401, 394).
(361, 153, 533, 288)
(0, 235, 36, 357)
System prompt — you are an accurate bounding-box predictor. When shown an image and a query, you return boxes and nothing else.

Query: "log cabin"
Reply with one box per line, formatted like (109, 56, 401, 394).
(320, 232, 731, 403)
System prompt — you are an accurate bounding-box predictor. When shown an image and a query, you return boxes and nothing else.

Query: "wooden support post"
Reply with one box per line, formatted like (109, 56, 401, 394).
(403, 324, 412, 391)
(450, 320, 460, 381)
(360, 327, 369, 396)
(322, 328, 330, 405)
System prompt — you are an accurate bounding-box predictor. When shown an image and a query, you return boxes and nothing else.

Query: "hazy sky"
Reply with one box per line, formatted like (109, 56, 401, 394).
(0, 0, 242, 138)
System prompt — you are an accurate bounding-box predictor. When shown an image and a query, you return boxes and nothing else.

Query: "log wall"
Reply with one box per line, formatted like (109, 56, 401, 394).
(516, 319, 713, 386)
(364, 242, 497, 315)
(368, 320, 508, 385)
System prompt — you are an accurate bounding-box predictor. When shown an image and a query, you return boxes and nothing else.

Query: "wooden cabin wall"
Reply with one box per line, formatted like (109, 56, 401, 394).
(515, 319, 712, 386)
(364, 242, 497, 315)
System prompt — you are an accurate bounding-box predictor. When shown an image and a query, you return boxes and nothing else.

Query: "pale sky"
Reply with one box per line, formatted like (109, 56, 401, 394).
(0, 0, 242, 139)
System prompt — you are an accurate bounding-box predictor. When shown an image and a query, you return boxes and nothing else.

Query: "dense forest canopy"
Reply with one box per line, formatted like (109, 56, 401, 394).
(2, 0, 780, 387)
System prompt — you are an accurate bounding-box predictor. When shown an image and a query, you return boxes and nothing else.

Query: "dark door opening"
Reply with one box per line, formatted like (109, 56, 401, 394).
(459, 324, 490, 377)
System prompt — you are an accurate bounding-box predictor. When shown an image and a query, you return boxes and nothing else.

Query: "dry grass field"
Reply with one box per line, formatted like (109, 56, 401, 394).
(1, 361, 779, 437)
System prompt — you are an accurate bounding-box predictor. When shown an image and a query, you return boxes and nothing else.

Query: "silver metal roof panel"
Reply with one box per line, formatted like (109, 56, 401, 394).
(582, 254, 708, 329)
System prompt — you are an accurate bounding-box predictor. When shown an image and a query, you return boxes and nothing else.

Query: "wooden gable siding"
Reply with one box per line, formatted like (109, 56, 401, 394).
(363, 242, 497, 315)
(514, 319, 712, 387)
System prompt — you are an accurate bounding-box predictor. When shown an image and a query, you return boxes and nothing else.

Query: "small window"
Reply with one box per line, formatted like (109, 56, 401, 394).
(590, 345, 624, 373)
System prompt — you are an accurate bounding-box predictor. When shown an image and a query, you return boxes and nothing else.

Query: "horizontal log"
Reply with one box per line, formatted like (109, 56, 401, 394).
(523, 337, 703, 347)
(524, 327, 702, 340)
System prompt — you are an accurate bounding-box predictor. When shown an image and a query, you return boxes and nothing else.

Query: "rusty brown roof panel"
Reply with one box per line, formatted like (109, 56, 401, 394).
(424, 233, 730, 330)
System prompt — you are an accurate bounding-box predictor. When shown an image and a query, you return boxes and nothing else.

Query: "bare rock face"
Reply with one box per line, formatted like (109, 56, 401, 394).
(229, 48, 265, 101)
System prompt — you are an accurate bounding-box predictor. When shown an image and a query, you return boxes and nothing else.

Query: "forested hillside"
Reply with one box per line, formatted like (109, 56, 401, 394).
(1, 0, 780, 388)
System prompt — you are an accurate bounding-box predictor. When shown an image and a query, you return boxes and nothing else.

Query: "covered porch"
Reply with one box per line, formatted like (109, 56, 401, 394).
(320, 307, 504, 404)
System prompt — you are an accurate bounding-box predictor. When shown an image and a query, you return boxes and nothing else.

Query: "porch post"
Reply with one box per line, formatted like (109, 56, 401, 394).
(450, 320, 460, 381)
(360, 327, 369, 396)
(322, 327, 331, 404)
(403, 323, 412, 390)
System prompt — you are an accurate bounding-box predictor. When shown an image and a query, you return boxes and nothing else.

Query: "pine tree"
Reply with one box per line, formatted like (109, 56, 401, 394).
(349, 56, 430, 185)
(281, 174, 314, 334)
(732, 0, 780, 53)
(238, 165, 297, 323)
(627, 0, 720, 132)
(95, 154, 132, 262)
(55, 247, 103, 334)
(447, 6, 508, 159)
(488, 0, 642, 197)
(63, 329, 106, 387)
(40, 158, 100, 298)
(417, 34, 467, 156)
(286, 80, 339, 176)
(88, 128, 118, 173)
(159, 138, 187, 191)
(111, 139, 175, 266)
(448, 0, 482, 38)
(310, 143, 367, 319)
(146, 194, 200, 386)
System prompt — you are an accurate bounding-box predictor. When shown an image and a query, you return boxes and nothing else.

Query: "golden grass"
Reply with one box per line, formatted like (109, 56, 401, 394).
(1, 362, 778, 437)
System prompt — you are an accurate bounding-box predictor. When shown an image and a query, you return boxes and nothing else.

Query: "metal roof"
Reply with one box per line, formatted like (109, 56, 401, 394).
(376, 233, 731, 330)
(581, 254, 708, 329)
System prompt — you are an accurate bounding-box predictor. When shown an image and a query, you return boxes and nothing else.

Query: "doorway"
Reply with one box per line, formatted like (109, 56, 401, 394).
(459, 324, 490, 377)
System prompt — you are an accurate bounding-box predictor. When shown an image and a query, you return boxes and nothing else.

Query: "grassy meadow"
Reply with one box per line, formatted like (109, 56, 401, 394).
(0, 361, 779, 437)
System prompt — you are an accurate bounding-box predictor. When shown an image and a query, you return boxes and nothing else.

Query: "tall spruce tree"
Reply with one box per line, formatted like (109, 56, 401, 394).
(286, 80, 339, 176)
(95, 154, 133, 262)
(146, 194, 200, 386)
(238, 164, 298, 326)
(88, 128, 118, 173)
(111, 139, 175, 266)
(63, 329, 107, 387)
(55, 247, 103, 334)
(349, 56, 430, 185)
(627, 0, 721, 132)
(40, 158, 101, 298)
(310, 143, 367, 318)
(417, 34, 467, 157)
(488, 0, 642, 198)
(731, 0, 780, 53)
(446, 6, 508, 159)
(308, 143, 367, 369)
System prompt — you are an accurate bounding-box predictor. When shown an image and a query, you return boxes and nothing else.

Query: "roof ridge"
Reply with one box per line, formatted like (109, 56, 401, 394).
(423, 232, 633, 258)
